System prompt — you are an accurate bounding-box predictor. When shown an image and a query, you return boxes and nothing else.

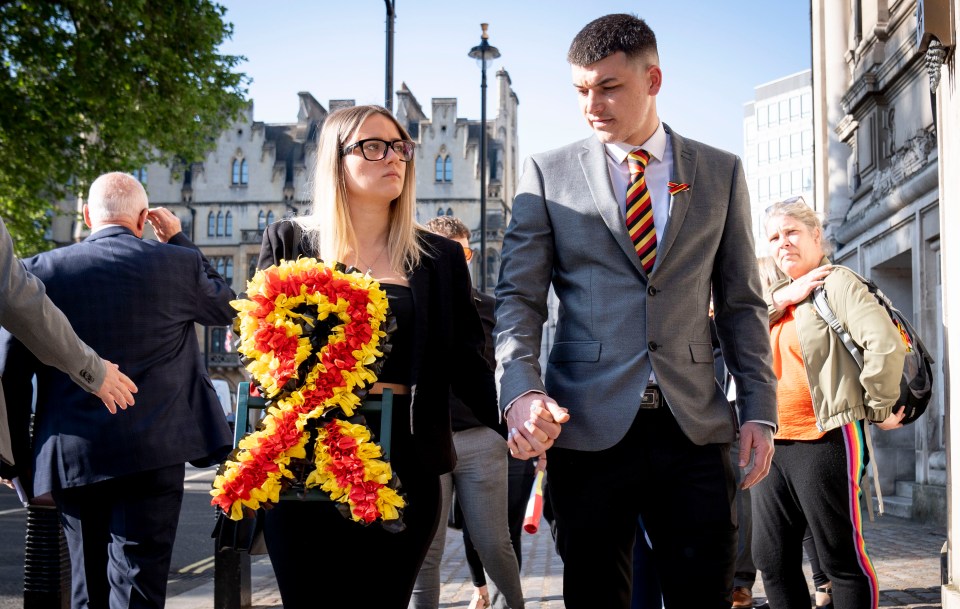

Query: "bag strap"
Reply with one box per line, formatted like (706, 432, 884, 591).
(812, 286, 864, 368)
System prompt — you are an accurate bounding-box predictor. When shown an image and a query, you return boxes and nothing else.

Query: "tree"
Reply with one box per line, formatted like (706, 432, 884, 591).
(0, 0, 248, 255)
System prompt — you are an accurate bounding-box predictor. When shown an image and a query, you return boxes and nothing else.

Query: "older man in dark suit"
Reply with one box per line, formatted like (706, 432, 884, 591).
(0, 172, 235, 609)
(495, 14, 778, 609)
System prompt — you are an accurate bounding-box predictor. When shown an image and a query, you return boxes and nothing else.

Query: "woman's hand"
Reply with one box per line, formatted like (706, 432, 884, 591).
(875, 406, 906, 430)
(772, 264, 833, 310)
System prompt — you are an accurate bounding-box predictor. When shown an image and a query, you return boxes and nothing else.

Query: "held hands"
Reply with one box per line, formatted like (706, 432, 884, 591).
(876, 406, 907, 430)
(146, 207, 182, 243)
(773, 264, 833, 310)
(506, 393, 570, 460)
(738, 421, 774, 490)
(94, 359, 138, 414)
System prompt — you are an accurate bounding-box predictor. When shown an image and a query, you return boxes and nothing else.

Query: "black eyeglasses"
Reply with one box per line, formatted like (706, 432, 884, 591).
(341, 138, 416, 162)
(765, 195, 807, 216)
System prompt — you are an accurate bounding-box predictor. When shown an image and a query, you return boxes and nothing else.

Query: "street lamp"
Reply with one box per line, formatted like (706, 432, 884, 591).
(468, 23, 500, 292)
(384, 0, 396, 111)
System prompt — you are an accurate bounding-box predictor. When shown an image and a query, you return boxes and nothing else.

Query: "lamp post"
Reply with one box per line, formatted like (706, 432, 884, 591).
(468, 23, 500, 292)
(384, 0, 396, 111)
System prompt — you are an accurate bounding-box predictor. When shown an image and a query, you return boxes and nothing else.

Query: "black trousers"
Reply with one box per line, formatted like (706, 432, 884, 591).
(56, 464, 186, 609)
(547, 403, 736, 609)
(263, 396, 442, 609)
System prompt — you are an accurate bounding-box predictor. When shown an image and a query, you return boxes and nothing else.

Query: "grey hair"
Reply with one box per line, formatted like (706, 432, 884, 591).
(87, 172, 148, 224)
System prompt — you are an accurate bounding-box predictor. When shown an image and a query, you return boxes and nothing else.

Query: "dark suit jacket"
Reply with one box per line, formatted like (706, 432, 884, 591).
(258, 220, 499, 474)
(0, 227, 236, 497)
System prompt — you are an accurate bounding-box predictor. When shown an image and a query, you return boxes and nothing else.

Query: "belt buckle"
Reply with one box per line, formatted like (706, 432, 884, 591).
(640, 386, 660, 409)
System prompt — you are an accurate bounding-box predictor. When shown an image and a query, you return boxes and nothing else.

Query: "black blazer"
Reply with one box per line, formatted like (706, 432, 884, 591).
(0, 227, 236, 496)
(258, 220, 500, 474)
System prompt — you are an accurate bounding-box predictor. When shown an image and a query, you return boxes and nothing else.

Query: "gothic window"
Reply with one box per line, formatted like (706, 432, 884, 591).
(216, 211, 224, 237)
(232, 159, 240, 185)
(240, 159, 249, 184)
(446, 207, 453, 216)
(266, 210, 275, 226)
(225, 258, 233, 285)
(225, 211, 233, 237)
(207, 211, 215, 237)
(435, 156, 444, 181)
(216, 257, 226, 276)
(444, 157, 453, 182)
(258, 210, 266, 231)
(437, 208, 444, 216)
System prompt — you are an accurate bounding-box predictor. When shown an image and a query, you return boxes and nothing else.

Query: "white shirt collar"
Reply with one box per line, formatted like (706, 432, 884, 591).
(603, 121, 667, 165)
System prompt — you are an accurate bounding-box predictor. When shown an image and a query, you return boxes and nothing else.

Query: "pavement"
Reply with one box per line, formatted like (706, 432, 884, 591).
(166, 512, 946, 609)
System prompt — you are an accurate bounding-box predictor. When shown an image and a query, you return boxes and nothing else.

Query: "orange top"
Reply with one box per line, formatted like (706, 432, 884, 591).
(770, 307, 826, 441)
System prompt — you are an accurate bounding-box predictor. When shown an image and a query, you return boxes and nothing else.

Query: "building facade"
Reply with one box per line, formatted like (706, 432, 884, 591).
(49, 80, 520, 416)
(811, 0, 944, 523)
(395, 69, 520, 290)
(743, 70, 815, 253)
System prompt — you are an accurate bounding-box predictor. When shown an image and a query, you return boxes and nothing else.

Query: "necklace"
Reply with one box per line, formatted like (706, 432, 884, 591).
(356, 242, 388, 275)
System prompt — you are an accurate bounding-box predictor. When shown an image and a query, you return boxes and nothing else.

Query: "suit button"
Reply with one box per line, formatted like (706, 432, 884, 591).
(648, 341, 659, 352)
(647, 286, 658, 296)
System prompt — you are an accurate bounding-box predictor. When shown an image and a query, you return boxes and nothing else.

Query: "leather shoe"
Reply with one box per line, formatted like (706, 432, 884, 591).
(732, 586, 753, 608)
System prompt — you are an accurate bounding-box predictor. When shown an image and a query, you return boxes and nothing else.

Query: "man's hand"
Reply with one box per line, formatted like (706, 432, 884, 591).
(738, 421, 774, 489)
(876, 406, 906, 430)
(146, 207, 182, 243)
(506, 393, 570, 460)
(94, 359, 138, 414)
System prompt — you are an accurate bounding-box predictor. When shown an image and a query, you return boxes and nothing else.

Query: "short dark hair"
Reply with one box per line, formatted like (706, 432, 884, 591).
(567, 13, 658, 66)
(424, 216, 470, 240)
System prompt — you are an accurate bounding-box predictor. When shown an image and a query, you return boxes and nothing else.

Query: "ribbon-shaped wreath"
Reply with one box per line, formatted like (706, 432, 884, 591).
(210, 257, 404, 527)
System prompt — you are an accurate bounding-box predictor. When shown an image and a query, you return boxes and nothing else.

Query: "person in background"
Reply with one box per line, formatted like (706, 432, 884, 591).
(494, 13, 777, 608)
(0, 172, 235, 608)
(257, 105, 500, 609)
(410, 215, 523, 609)
(0, 216, 137, 487)
(752, 197, 906, 609)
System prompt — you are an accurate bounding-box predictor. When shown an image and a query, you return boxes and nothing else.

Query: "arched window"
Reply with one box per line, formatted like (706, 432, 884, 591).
(225, 211, 233, 237)
(216, 211, 224, 237)
(231, 159, 240, 185)
(444, 156, 453, 182)
(446, 207, 453, 216)
(437, 208, 444, 216)
(216, 257, 225, 276)
(207, 211, 215, 237)
(258, 210, 266, 231)
(435, 156, 444, 182)
(266, 210, 275, 226)
(240, 159, 249, 185)
(225, 258, 233, 285)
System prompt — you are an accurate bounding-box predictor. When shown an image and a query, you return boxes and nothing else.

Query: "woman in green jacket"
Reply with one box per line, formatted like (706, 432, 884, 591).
(752, 198, 906, 609)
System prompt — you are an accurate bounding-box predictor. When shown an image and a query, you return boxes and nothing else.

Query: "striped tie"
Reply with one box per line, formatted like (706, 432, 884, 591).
(626, 149, 656, 273)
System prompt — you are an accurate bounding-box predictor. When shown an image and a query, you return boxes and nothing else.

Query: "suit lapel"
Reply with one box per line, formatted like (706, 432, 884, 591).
(578, 138, 646, 276)
(657, 126, 697, 265)
(407, 258, 430, 386)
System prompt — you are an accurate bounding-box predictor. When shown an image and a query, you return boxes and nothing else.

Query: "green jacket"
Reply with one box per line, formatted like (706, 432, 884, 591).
(767, 260, 905, 432)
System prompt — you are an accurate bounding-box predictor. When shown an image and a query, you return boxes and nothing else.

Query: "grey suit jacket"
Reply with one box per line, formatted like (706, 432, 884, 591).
(0, 218, 102, 467)
(494, 125, 777, 451)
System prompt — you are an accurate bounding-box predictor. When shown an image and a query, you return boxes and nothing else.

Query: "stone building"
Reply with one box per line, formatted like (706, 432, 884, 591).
(395, 69, 520, 290)
(48, 78, 520, 416)
(743, 70, 815, 253)
(811, 0, 943, 522)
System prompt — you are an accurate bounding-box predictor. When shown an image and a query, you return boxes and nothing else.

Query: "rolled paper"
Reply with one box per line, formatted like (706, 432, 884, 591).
(522, 469, 546, 534)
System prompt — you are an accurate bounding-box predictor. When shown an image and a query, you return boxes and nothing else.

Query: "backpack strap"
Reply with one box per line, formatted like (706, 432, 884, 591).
(812, 286, 864, 368)
(862, 423, 884, 518)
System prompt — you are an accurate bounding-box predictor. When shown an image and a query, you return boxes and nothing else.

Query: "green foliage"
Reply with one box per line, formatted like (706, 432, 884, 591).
(0, 0, 248, 256)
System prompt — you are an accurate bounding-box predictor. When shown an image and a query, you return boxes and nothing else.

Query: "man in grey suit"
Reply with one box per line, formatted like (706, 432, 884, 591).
(494, 14, 778, 609)
(0, 217, 137, 478)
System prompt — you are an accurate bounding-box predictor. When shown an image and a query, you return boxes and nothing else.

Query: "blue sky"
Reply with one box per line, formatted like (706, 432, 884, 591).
(219, 1, 811, 160)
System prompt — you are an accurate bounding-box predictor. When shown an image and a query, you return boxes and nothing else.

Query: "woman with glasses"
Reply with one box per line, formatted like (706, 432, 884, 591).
(257, 105, 501, 608)
(752, 198, 906, 609)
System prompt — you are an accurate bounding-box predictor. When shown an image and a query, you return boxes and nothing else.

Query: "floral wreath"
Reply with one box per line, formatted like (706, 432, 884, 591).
(210, 257, 404, 527)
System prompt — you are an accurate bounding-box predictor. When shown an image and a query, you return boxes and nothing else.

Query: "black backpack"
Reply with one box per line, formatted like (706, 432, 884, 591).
(812, 269, 934, 425)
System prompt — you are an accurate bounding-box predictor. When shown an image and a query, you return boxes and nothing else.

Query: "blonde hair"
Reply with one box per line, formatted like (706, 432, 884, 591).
(763, 196, 833, 256)
(757, 255, 787, 299)
(87, 172, 148, 224)
(298, 105, 423, 274)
